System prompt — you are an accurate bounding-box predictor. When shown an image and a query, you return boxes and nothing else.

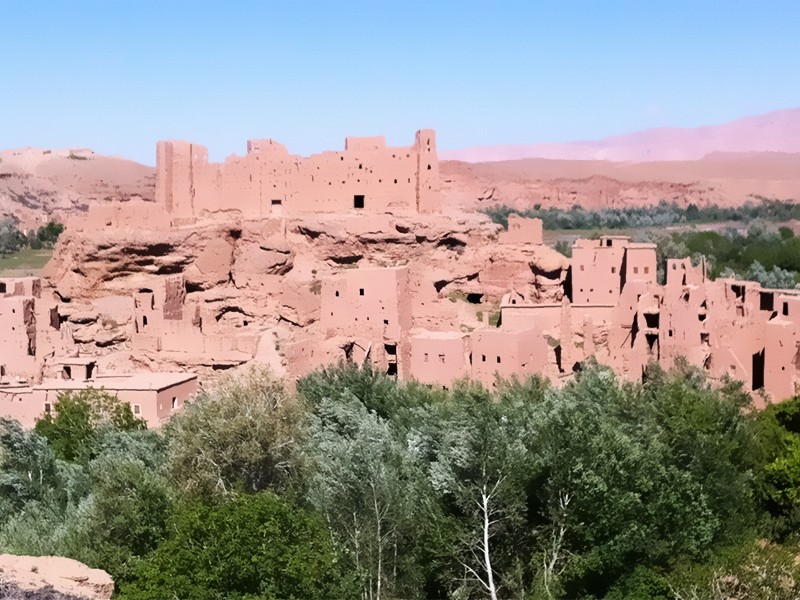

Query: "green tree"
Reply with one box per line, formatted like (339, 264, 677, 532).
(308, 391, 447, 600)
(165, 367, 305, 498)
(35, 389, 145, 462)
(119, 491, 356, 600)
(0, 219, 25, 256)
(409, 379, 545, 600)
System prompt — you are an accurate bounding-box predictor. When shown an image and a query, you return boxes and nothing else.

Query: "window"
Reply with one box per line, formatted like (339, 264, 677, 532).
(383, 319, 389, 325)
(438, 354, 446, 364)
(353, 195, 365, 209)
(784, 302, 789, 316)
(606, 239, 612, 247)
(62, 365, 72, 380)
(424, 353, 429, 362)
(0, 283, 5, 293)
(611, 267, 616, 274)
(171, 397, 177, 410)
(644, 267, 650, 274)
(133, 404, 141, 415)
(580, 265, 584, 271)
(43, 402, 51, 414)
(359, 288, 364, 296)
(496, 356, 501, 364)
(142, 315, 148, 327)
(633, 267, 639, 274)
(335, 291, 339, 297)
(481, 354, 486, 362)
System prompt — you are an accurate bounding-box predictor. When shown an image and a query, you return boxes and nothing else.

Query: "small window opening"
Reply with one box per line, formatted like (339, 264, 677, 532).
(784, 301, 789, 316)
(481, 354, 486, 362)
(752, 349, 765, 391)
(606, 239, 612, 247)
(438, 354, 446, 364)
(466, 293, 483, 304)
(0, 283, 5, 293)
(496, 356, 501, 364)
(644, 267, 650, 274)
(335, 291, 340, 297)
(633, 267, 639, 274)
(386, 363, 398, 377)
(142, 315, 148, 327)
(644, 313, 659, 328)
(353, 195, 365, 209)
(359, 288, 364, 296)
(44, 402, 52, 414)
(62, 366, 72, 380)
(760, 292, 774, 312)
(171, 397, 177, 410)
(424, 353, 429, 362)
(384, 344, 397, 356)
(133, 404, 141, 415)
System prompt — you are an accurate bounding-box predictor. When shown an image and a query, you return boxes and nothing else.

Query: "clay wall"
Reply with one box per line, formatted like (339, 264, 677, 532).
(0, 386, 39, 428)
(409, 332, 469, 387)
(471, 328, 548, 388)
(156, 130, 440, 221)
(0, 297, 37, 377)
(571, 239, 625, 304)
(320, 266, 411, 340)
(0, 277, 40, 298)
(499, 215, 543, 245)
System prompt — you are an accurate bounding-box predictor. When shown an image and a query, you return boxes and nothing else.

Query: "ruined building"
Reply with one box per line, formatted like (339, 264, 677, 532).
(3, 128, 800, 430)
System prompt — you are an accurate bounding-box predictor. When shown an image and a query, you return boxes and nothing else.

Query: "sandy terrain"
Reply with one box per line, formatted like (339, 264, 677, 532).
(0, 148, 154, 229)
(442, 107, 800, 162)
(441, 151, 800, 211)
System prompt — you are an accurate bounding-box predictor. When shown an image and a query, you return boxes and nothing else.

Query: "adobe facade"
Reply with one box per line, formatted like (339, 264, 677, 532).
(4, 128, 800, 432)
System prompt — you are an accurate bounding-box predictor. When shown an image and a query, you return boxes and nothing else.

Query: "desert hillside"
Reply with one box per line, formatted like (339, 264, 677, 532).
(442, 107, 800, 162)
(2, 109, 799, 227)
(0, 148, 154, 228)
(441, 151, 800, 212)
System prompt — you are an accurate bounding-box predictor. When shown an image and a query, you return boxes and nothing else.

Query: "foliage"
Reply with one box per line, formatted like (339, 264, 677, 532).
(3, 362, 800, 598)
(0, 220, 63, 258)
(483, 198, 800, 231)
(0, 219, 26, 256)
(35, 389, 145, 463)
(648, 223, 800, 287)
(118, 491, 356, 600)
(164, 367, 306, 498)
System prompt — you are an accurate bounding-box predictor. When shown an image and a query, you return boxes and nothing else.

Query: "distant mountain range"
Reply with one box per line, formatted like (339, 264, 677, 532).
(442, 108, 800, 163)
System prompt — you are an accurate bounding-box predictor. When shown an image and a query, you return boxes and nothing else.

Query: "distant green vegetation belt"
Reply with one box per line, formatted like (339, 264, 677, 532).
(653, 224, 800, 288)
(5, 363, 800, 599)
(0, 219, 64, 256)
(483, 197, 800, 230)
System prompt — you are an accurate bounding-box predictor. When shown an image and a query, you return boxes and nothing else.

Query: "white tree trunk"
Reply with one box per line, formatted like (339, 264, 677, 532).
(481, 485, 499, 600)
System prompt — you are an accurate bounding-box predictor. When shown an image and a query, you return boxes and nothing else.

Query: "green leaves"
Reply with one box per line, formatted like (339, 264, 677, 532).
(119, 492, 356, 600)
(34, 388, 146, 463)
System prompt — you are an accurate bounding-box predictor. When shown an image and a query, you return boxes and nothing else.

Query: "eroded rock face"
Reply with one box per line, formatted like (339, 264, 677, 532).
(0, 554, 114, 600)
(40, 210, 567, 379)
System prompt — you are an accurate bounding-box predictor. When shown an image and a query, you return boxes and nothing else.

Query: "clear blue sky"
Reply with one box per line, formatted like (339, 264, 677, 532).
(2, 0, 799, 164)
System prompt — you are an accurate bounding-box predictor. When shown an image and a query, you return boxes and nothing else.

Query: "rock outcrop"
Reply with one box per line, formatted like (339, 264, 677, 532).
(0, 555, 113, 600)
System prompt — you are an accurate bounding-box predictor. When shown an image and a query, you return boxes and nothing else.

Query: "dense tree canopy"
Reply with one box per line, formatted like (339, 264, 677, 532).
(1, 364, 800, 598)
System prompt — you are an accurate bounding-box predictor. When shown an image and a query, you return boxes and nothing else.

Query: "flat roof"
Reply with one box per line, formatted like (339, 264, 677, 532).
(34, 372, 197, 393)
(410, 330, 466, 340)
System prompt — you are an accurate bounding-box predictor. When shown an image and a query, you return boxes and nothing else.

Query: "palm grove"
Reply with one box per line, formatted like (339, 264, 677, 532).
(2, 361, 800, 599)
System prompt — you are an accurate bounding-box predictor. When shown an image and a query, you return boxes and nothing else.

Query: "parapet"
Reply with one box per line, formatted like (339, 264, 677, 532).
(154, 129, 441, 221)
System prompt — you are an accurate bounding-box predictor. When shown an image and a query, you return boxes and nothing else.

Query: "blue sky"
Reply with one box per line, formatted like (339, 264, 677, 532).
(2, 0, 799, 164)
